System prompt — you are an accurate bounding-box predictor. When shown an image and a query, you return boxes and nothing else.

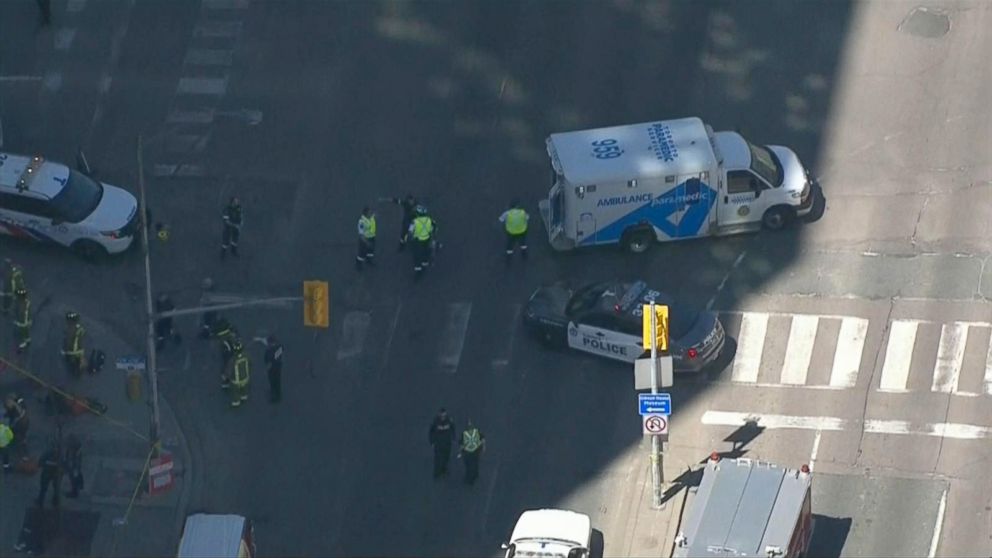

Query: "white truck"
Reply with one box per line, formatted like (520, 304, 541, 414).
(502, 509, 592, 558)
(539, 117, 814, 253)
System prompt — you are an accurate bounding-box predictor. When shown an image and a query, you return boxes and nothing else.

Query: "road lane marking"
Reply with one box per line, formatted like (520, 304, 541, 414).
(0, 76, 43, 82)
(928, 487, 947, 558)
(731, 312, 768, 383)
(702, 411, 992, 440)
(829, 317, 868, 388)
(437, 302, 472, 373)
(985, 331, 992, 395)
(491, 304, 522, 369)
(808, 430, 822, 472)
(780, 315, 819, 385)
(932, 323, 968, 393)
(701, 411, 846, 431)
(167, 108, 216, 125)
(184, 48, 235, 66)
(706, 251, 747, 311)
(336, 311, 371, 361)
(177, 77, 229, 96)
(879, 320, 918, 392)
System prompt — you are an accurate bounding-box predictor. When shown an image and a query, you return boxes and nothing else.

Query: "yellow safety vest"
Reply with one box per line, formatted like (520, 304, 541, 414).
(0, 423, 13, 448)
(233, 354, 250, 386)
(5, 267, 24, 294)
(412, 217, 433, 241)
(14, 299, 31, 328)
(462, 428, 482, 453)
(359, 215, 376, 239)
(505, 208, 528, 235)
(64, 324, 85, 356)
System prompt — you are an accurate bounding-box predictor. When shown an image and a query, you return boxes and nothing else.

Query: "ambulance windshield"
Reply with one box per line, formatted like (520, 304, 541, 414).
(747, 142, 783, 187)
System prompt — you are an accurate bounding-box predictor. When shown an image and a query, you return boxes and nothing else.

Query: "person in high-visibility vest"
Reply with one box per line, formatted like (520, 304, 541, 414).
(408, 205, 435, 279)
(0, 422, 14, 473)
(13, 288, 31, 353)
(498, 199, 530, 263)
(61, 312, 86, 377)
(228, 343, 251, 407)
(356, 206, 377, 270)
(458, 419, 486, 485)
(2, 259, 25, 315)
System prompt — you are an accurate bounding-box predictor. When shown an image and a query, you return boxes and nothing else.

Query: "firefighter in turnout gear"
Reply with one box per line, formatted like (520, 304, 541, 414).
(458, 419, 485, 485)
(409, 205, 435, 279)
(499, 199, 530, 262)
(62, 312, 86, 377)
(356, 206, 377, 270)
(228, 342, 250, 407)
(2, 259, 25, 315)
(13, 288, 31, 353)
(393, 194, 417, 250)
(220, 196, 243, 259)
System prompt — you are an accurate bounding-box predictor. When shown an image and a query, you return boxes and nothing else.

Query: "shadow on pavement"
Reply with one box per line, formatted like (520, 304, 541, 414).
(807, 515, 852, 558)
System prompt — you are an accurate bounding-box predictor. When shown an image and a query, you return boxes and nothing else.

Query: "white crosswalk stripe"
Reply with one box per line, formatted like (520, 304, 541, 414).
(829, 317, 868, 388)
(731, 313, 768, 383)
(932, 323, 968, 393)
(879, 320, 919, 392)
(780, 315, 819, 385)
(718, 311, 992, 397)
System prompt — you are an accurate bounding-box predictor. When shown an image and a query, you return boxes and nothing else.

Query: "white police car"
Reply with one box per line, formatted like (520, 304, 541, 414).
(523, 280, 725, 372)
(0, 152, 139, 257)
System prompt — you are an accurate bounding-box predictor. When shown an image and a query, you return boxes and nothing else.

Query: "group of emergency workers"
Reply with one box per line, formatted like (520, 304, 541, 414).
(3, 259, 89, 376)
(355, 195, 530, 278)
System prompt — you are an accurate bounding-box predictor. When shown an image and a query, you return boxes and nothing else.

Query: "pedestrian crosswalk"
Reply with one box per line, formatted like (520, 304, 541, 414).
(334, 298, 992, 397)
(720, 311, 992, 396)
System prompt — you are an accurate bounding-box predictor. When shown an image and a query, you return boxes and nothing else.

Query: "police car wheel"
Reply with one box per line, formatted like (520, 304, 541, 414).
(761, 207, 792, 231)
(621, 229, 654, 254)
(72, 239, 107, 261)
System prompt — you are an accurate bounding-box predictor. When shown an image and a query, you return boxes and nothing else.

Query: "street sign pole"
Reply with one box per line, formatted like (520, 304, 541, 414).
(137, 135, 162, 456)
(650, 302, 664, 509)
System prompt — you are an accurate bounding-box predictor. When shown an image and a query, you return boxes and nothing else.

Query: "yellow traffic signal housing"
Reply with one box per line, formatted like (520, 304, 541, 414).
(303, 281, 329, 328)
(642, 304, 669, 352)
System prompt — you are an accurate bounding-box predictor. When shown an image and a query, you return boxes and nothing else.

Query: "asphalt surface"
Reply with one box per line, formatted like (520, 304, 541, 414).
(2, 1, 991, 557)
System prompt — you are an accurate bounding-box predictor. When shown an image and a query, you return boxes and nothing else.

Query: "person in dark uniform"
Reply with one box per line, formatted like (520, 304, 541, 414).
(63, 435, 83, 498)
(155, 293, 181, 351)
(428, 408, 455, 478)
(36, 442, 62, 508)
(263, 335, 284, 403)
(392, 194, 417, 251)
(220, 196, 243, 259)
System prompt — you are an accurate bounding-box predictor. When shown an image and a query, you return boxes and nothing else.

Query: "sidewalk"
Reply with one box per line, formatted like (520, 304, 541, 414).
(0, 302, 193, 557)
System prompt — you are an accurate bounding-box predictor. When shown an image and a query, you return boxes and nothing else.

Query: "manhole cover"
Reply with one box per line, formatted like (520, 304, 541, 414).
(899, 7, 950, 38)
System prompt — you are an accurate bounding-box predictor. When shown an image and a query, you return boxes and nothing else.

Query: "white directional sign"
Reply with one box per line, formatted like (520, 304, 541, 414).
(642, 414, 669, 435)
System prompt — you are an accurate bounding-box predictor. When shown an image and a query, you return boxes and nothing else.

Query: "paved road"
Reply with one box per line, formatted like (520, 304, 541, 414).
(2, 1, 990, 557)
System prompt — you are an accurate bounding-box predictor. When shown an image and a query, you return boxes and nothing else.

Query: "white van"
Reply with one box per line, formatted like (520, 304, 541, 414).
(0, 152, 139, 258)
(177, 514, 255, 558)
(539, 117, 814, 253)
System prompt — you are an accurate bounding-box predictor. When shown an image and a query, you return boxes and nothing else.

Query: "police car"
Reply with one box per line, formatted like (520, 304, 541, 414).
(0, 152, 139, 257)
(523, 280, 725, 372)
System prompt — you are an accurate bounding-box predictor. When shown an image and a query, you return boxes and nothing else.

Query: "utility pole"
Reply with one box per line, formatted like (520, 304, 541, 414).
(137, 135, 162, 454)
(649, 301, 664, 509)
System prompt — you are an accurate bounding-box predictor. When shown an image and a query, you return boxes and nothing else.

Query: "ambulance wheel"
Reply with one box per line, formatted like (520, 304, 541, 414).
(621, 228, 654, 254)
(761, 206, 793, 231)
(72, 239, 107, 261)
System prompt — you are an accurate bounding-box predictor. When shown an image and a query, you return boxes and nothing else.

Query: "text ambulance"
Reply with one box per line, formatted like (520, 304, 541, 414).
(539, 117, 814, 253)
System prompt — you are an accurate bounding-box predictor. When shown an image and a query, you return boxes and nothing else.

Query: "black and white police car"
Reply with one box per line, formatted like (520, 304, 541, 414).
(0, 152, 139, 258)
(523, 280, 725, 372)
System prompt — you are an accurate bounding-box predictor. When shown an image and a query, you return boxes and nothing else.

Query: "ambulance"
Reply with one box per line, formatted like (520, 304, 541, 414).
(539, 117, 815, 253)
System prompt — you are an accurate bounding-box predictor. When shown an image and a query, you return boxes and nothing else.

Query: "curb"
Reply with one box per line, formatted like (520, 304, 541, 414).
(662, 481, 691, 558)
(160, 392, 196, 543)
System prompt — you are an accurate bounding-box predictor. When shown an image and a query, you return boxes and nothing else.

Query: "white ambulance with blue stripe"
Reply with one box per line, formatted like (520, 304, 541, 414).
(539, 117, 814, 253)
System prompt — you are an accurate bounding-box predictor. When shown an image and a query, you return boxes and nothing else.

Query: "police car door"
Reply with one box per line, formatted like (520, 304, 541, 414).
(0, 192, 61, 245)
(568, 313, 640, 363)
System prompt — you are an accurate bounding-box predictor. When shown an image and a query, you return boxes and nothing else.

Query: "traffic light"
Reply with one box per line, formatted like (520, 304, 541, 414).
(642, 304, 669, 352)
(303, 280, 329, 328)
